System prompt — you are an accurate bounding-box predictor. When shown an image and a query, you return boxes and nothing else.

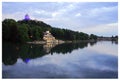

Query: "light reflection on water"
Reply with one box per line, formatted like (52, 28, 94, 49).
(2, 41, 118, 78)
(87, 41, 118, 56)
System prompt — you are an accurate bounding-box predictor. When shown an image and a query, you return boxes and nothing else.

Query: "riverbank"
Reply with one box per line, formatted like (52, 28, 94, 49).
(26, 40, 95, 45)
(26, 38, 118, 45)
(27, 41, 46, 44)
(27, 40, 65, 44)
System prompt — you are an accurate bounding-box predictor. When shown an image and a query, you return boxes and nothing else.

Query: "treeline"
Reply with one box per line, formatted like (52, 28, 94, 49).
(2, 19, 97, 43)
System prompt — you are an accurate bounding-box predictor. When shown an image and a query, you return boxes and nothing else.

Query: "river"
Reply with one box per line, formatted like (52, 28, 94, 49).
(2, 41, 118, 78)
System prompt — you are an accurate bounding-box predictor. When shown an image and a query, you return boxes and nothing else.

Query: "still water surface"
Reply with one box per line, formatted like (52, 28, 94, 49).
(2, 41, 118, 78)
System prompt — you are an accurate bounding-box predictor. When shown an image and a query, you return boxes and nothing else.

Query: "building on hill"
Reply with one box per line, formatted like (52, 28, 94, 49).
(43, 31, 57, 43)
(24, 14, 30, 20)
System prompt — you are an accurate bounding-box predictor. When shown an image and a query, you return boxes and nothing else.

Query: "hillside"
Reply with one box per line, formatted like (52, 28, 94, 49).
(2, 19, 97, 43)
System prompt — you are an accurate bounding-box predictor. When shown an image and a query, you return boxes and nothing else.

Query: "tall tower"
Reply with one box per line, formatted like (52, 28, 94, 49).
(24, 14, 30, 20)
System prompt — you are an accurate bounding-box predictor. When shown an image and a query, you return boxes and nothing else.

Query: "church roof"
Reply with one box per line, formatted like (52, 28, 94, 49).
(24, 14, 30, 20)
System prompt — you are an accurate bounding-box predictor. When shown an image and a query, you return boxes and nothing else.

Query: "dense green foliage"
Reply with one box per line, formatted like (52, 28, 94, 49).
(17, 24, 29, 42)
(2, 19, 19, 42)
(89, 34, 97, 40)
(2, 19, 98, 43)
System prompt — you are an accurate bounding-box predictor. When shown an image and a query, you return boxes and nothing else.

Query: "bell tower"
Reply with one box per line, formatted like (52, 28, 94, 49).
(24, 14, 30, 20)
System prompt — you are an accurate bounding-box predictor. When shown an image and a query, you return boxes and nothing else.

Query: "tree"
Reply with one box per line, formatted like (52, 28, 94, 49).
(2, 19, 19, 42)
(17, 24, 29, 42)
(3, 19, 98, 43)
(89, 34, 97, 40)
(32, 27, 42, 40)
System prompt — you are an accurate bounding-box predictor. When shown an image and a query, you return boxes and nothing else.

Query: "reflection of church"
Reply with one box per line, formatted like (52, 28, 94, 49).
(43, 43, 56, 53)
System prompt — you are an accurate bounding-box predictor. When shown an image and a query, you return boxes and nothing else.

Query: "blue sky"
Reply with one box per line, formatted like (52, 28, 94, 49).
(2, 2, 118, 36)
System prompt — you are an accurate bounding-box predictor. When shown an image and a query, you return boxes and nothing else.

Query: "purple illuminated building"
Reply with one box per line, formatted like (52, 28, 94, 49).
(24, 14, 30, 20)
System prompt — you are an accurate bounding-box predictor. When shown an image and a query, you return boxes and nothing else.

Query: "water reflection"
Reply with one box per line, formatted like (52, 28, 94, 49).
(51, 42, 88, 54)
(43, 43, 57, 53)
(111, 40, 118, 44)
(2, 41, 118, 65)
(24, 58, 30, 63)
(2, 43, 19, 65)
(89, 41, 97, 46)
(2, 42, 92, 65)
(2, 41, 118, 78)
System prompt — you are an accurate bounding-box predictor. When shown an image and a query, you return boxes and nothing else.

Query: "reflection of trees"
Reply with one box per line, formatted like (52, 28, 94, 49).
(89, 41, 97, 46)
(19, 44, 47, 62)
(3, 42, 92, 65)
(50, 42, 88, 54)
(3, 43, 48, 65)
(2, 42, 18, 65)
(112, 40, 118, 44)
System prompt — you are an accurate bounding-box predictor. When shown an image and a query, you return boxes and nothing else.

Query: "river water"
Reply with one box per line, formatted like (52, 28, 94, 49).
(2, 41, 118, 78)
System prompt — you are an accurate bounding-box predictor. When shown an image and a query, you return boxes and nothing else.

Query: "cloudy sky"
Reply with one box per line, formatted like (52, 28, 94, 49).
(2, 2, 118, 36)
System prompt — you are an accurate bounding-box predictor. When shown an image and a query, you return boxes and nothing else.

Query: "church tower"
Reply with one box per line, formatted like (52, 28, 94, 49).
(24, 14, 30, 20)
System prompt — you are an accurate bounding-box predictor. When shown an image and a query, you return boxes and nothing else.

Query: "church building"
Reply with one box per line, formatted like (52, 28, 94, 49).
(24, 14, 30, 20)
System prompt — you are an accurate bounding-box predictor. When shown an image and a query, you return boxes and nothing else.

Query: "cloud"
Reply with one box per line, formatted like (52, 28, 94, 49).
(2, 11, 36, 21)
(2, 12, 25, 20)
(75, 13, 82, 17)
(2, 2, 118, 36)
(34, 10, 45, 14)
(50, 3, 77, 18)
(87, 6, 118, 17)
(51, 9, 66, 18)
(79, 23, 118, 36)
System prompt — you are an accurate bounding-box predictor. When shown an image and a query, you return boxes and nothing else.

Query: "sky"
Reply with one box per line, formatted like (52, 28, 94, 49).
(2, 2, 118, 36)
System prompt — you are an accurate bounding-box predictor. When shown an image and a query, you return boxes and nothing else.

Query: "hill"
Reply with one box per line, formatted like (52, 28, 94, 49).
(2, 19, 97, 43)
